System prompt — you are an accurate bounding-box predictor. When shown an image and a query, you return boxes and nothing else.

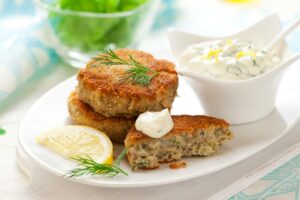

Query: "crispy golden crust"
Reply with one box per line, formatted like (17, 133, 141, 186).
(67, 91, 136, 143)
(169, 161, 186, 169)
(125, 115, 230, 146)
(76, 49, 178, 118)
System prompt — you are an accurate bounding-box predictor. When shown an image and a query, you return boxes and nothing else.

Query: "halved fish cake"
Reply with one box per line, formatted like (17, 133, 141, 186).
(125, 115, 233, 170)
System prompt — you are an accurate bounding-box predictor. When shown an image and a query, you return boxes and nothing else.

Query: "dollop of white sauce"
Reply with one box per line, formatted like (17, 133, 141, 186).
(179, 39, 281, 80)
(135, 109, 174, 138)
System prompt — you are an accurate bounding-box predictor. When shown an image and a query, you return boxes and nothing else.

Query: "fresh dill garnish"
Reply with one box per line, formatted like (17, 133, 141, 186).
(67, 149, 128, 178)
(115, 148, 127, 166)
(0, 127, 6, 135)
(94, 48, 158, 86)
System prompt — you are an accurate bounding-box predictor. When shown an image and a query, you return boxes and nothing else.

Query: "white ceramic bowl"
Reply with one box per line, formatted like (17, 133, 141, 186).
(168, 14, 300, 124)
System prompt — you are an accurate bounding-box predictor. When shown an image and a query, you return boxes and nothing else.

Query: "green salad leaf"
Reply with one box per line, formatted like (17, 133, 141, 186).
(49, 0, 149, 52)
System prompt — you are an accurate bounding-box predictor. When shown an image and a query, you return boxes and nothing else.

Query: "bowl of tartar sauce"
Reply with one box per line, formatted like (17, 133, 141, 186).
(179, 39, 280, 80)
(168, 14, 300, 124)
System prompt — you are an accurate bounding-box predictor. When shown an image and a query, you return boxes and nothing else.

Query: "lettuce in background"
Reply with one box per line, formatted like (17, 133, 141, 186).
(49, 0, 148, 52)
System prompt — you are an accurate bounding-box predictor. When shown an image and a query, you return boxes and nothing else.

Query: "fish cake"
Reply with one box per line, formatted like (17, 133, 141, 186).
(125, 115, 233, 170)
(68, 91, 136, 143)
(76, 49, 178, 118)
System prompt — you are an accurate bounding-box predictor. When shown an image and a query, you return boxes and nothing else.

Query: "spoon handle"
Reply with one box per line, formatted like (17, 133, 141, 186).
(266, 18, 300, 52)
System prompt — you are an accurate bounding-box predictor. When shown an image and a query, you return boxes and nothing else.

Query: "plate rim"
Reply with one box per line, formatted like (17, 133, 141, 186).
(18, 76, 300, 188)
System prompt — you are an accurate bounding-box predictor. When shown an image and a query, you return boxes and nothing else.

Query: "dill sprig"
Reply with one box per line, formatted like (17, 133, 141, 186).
(66, 149, 128, 178)
(115, 148, 127, 166)
(94, 48, 158, 86)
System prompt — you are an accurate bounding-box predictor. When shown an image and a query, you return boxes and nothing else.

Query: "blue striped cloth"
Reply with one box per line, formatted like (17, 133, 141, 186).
(0, 0, 58, 102)
(0, 0, 34, 17)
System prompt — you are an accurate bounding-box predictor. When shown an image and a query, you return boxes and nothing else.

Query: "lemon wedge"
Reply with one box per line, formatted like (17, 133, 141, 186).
(36, 125, 113, 164)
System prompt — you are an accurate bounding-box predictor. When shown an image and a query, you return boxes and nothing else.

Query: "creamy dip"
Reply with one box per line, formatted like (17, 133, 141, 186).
(135, 109, 173, 138)
(180, 39, 281, 80)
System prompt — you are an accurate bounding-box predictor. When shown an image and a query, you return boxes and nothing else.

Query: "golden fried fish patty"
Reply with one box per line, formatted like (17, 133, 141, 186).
(68, 91, 136, 143)
(76, 49, 178, 118)
(125, 115, 233, 170)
